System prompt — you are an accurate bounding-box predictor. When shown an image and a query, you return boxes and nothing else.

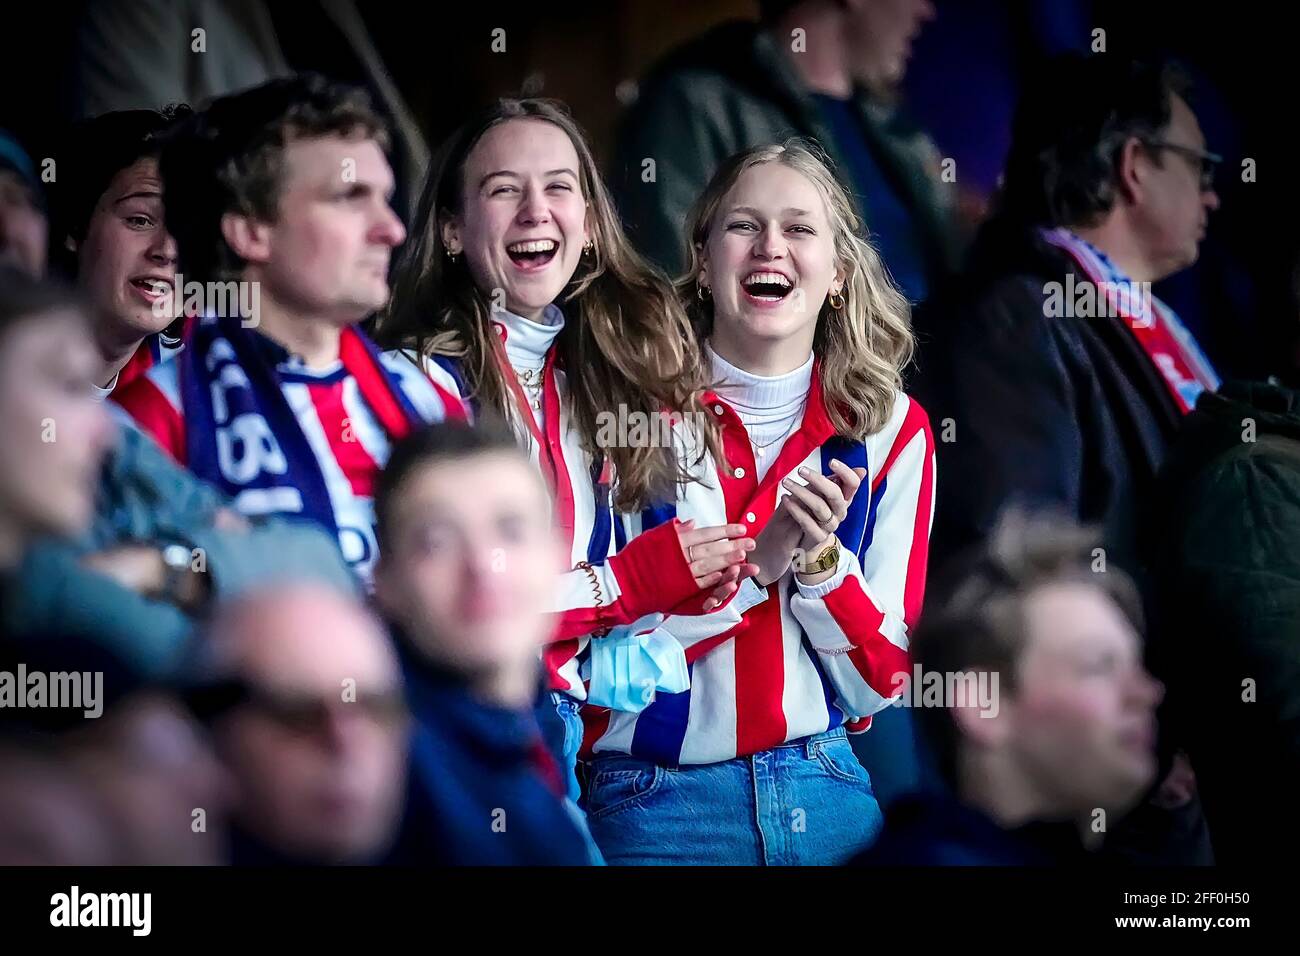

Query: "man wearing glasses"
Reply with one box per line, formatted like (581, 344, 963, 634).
(911, 54, 1224, 864)
(201, 583, 411, 865)
(914, 53, 1223, 576)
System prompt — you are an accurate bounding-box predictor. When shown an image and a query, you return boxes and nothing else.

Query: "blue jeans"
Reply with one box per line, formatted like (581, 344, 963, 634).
(583, 727, 883, 865)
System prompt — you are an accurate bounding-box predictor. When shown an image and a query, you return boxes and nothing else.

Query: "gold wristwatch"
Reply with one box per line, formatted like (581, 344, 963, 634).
(803, 539, 841, 574)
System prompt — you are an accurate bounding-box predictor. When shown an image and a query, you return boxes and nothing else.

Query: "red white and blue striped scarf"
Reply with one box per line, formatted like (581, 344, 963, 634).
(1040, 227, 1220, 412)
(177, 316, 425, 542)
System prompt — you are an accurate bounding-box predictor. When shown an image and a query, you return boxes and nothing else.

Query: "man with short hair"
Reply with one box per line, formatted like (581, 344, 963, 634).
(0, 240, 356, 686)
(913, 54, 1223, 574)
(114, 75, 465, 586)
(375, 421, 600, 865)
(911, 57, 1223, 862)
(852, 512, 1163, 865)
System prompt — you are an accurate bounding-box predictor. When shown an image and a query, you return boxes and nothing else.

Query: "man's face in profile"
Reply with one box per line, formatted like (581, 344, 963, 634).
(843, 0, 937, 94)
(1133, 93, 1221, 280)
(1004, 582, 1163, 817)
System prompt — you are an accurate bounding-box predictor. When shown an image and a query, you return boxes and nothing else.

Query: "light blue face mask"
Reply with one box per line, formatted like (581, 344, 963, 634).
(585, 613, 690, 713)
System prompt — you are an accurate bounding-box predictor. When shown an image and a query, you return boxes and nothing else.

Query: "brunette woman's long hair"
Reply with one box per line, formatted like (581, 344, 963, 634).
(677, 139, 915, 440)
(378, 98, 719, 511)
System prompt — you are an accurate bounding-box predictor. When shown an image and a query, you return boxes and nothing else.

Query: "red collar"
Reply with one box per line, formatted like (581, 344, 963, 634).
(704, 359, 837, 524)
(703, 358, 834, 446)
(491, 334, 579, 550)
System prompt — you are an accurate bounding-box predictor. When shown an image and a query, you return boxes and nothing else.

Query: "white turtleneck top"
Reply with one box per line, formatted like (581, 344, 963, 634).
(707, 343, 814, 481)
(492, 303, 565, 429)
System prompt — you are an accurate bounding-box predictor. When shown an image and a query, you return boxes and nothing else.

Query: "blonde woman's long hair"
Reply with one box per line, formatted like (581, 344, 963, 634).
(378, 98, 720, 511)
(677, 138, 915, 440)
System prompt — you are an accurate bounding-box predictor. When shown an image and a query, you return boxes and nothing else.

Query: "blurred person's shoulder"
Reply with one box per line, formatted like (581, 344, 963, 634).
(846, 790, 1013, 866)
(1159, 380, 1300, 520)
(1185, 379, 1300, 453)
(629, 20, 786, 115)
(917, 225, 1080, 346)
(377, 348, 468, 423)
(849, 790, 1083, 867)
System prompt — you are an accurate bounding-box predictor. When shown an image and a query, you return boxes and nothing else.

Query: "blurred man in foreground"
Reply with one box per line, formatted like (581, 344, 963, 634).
(0, 632, 232, 865)
(854, 513, 1162, 865)
(375, 421, 600, 865)
(205, 584, 410, 865)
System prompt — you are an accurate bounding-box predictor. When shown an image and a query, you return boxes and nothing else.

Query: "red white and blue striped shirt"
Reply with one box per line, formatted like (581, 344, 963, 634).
(414, 307, 705, 696)
(112, 336, 465, 585)
(582, 364, 936, 765)
(92, 327, 191, 401)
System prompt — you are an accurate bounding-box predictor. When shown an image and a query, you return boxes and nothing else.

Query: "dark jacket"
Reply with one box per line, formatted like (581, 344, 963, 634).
(611, 20, 959, 280)
(388, 649, 599, 866)
(849, 789, 1088, 866)
(1148, 379, 1300, 864)
(226, 826, 380, 867)
(911, 222, 1185, 575)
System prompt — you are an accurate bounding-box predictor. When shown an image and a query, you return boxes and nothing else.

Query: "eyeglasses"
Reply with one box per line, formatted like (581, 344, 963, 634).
(244, 687, 408, 735)
(1141, 138, 1223, 192)
(188, 678, 407, 733)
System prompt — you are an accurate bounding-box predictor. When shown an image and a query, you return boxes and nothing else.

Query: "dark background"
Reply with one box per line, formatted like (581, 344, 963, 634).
(3, 0, 1297, 378)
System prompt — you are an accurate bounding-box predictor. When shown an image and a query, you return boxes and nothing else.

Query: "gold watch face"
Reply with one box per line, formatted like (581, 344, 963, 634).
(815, 544, 840, 571)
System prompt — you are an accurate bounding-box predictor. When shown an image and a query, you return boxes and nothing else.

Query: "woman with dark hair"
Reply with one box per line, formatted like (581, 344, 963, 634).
(379, 98, 756, 799)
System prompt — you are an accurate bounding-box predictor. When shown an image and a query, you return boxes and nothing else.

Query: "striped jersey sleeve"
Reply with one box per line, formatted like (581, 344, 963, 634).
(111, 359, 187, 463)
(788, 392, 936, 722)
(407, 351, 704, 696)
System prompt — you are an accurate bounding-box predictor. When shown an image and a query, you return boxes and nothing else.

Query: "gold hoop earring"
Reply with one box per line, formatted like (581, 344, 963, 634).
(828, 289, 846, 312)
(583, 239, 595, 255)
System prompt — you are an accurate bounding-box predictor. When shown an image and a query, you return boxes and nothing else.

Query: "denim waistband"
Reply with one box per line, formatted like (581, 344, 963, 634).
(776, 724, 848, 760)
(587, 725, 849, 771)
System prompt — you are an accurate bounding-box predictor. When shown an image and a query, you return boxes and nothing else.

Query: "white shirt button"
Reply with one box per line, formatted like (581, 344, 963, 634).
(746, 512, 757, 523)
(713, 404, 724, 416)
(733, 466, 746, 479)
